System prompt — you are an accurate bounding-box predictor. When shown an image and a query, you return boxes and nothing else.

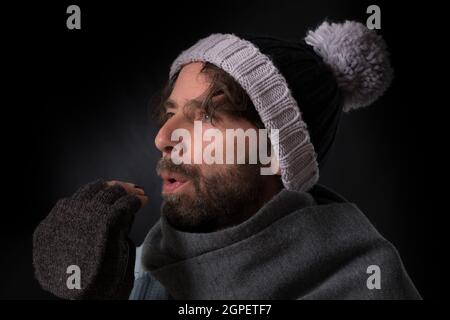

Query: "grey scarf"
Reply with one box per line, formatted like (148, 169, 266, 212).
(141, 185, 421, 299)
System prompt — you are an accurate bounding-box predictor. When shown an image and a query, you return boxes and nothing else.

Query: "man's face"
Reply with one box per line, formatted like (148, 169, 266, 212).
(154, 62, 269, 232)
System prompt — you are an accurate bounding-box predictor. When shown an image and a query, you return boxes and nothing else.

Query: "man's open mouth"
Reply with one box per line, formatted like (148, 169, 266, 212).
(160, 171, 190, 194)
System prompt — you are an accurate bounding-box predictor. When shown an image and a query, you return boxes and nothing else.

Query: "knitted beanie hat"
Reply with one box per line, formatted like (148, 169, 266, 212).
(169, 20, 393, 192)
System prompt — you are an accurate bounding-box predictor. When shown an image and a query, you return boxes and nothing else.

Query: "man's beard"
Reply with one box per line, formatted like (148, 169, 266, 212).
(156, 158, 265, 233)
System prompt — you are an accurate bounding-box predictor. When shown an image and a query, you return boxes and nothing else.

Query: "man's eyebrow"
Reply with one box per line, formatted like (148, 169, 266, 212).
(163, 98, 203, 111)
(163, 99, 177, 110)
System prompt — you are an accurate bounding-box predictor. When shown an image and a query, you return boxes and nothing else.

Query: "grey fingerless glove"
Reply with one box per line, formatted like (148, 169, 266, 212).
(33, 179, 142, 299)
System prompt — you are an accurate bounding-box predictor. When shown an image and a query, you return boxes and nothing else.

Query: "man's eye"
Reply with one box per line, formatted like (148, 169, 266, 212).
(165, 112, 175, 120)
(200, 112, 212, 123)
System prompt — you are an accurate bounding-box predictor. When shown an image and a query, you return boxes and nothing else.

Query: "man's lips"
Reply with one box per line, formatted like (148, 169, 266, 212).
(160, 171, 190, 194)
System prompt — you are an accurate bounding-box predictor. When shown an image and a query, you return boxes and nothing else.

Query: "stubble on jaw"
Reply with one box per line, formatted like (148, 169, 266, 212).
(156, 158, 265, 233)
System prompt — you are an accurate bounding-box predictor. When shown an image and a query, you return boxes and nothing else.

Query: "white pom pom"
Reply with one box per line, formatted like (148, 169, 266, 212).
(305, 20, 393, 112)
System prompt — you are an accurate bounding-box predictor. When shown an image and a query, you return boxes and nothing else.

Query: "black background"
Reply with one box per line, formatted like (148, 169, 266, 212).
(2, 0, 439, 299)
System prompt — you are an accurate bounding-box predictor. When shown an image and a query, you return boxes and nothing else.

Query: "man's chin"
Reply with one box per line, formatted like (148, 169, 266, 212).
(160, 195, 204, 232)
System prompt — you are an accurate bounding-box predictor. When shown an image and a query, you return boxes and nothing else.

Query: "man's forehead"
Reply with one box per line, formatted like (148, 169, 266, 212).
(169, 62, 210, 106)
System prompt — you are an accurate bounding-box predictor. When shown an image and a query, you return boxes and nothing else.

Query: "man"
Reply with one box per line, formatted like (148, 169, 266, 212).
(33, 21, 421, 299)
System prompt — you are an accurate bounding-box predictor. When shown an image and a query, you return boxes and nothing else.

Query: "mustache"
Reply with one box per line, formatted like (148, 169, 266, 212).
(156, 157, 200, 180)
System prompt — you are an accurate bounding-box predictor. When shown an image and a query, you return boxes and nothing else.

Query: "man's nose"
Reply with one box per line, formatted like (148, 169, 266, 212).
(154, 114, 186, 158)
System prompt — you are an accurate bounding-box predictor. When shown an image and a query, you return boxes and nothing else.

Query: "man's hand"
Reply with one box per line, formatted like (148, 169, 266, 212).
(106, 180, 148, 207)
(33, 179, 148, 299)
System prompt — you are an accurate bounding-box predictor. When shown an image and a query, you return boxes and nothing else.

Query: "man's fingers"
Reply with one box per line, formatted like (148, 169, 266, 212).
(136, 195, 149, 207)
(130, 186, 145, 196)
(107, 180, 146, 196)
(120, 183, 145, 196)
(107, 181, 149, 209)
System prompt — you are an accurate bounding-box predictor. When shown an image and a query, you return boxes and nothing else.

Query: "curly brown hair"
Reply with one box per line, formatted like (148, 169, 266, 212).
(152, 62, 264, 129)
